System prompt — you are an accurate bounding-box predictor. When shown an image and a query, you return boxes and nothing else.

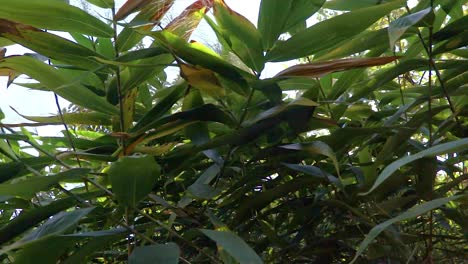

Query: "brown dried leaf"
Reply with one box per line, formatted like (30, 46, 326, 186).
(275, 56, 400, 78)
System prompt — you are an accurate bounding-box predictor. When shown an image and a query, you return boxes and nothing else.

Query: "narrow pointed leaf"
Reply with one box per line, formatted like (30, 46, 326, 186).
(129, 243, 180, 264)
(350, 195, 465, 264)
(362, 138, 468, 195)
(280, 141, 341, 177)
(0, 56, 118, 115)
(0, 0, 113, 37)
(85, 0, 114, 9)
(258, 0, 325, 50)
(0, 169, 90, 199)
(275, 57, 400, 77)
(115, 0, 151, 20)
(200, 229, 263, 264)
(0, 19, 104, 70)
(213, 0, 264, 72)
(266, 0, 405, 61)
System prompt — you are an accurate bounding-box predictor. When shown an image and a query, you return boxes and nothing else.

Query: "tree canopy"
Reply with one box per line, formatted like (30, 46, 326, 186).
(0, 0, 466, 263)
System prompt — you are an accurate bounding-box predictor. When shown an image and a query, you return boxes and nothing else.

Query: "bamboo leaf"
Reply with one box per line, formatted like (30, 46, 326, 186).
(212, 0, 264, 72)
(0, 169, 90, 199)
(0, 56, 118, 115)
(266, 0, 405, 61)
(200, 229, 263, 264)
(350, 195, 466, 263)
(129, 243, 180, 264)
(362, 138, 468, 195)
(0, 0, 113, 37)
(85, 0, 114, 9)
(275, 57, 399, 77)
(0, 19, 103, 70)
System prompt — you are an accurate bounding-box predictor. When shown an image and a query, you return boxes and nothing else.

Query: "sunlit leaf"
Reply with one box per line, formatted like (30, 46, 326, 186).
(0, 56, 118, 115)
(266, 0, 405, 61)
(388, 7, 432, 48)
(0, 0, 113, 37)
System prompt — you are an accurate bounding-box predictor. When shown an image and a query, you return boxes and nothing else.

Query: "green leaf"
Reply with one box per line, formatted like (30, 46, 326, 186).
(350, 195, 466, 264)
(13, 236, 82, 264)
(0, 0, 113, 37)
(258, 0, 292, 50)
(0, 19, 104, 70)
(131, 104, 235, 136)
(283, 163, 341, 187)
(0, 56, 118, 115)
(283, 0, 326, 32)
(280, 141, 341, 178)
(433, 15, 467, 42)
(362, 138, 468, 195)
(324, 0, 398, 10)
(0, 191, 102, 246)
(129, 243, 180, 264)
(212, 0, 264, 72)
(0, 168, 90, 199)
(150, 30, 248, 86)
(131, 82, 187, 133)
(19, 112, 112, 126)
(109, 155, 160, 207)
(22, 207, 95, 242)
(266, 0, 405, 61)
(85, 0, 114, 9)
(388, 8, 432, 48)
(200, 229, 263, 264)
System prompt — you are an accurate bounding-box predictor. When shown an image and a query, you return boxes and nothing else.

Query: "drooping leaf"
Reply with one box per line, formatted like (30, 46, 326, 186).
(21, 207, 95, 242)
(0, 192, 102, 245)
(129, 243, 180, 264)
(18, 112, 112, 126)
(0, 56, 118, 115)
(350, 195, 466, 263)
(200, 229, 263, 264)
(362, 138, 468, 195)
(108, 155, 160, 207)
(0, 19, 104, 70)
(0, 0, 113, 37)
(266, 0, 405, 61)
(0, 169, 90, 199)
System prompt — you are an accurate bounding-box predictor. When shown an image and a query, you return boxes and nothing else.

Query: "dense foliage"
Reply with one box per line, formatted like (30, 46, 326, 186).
(0, 0, 466, 263)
